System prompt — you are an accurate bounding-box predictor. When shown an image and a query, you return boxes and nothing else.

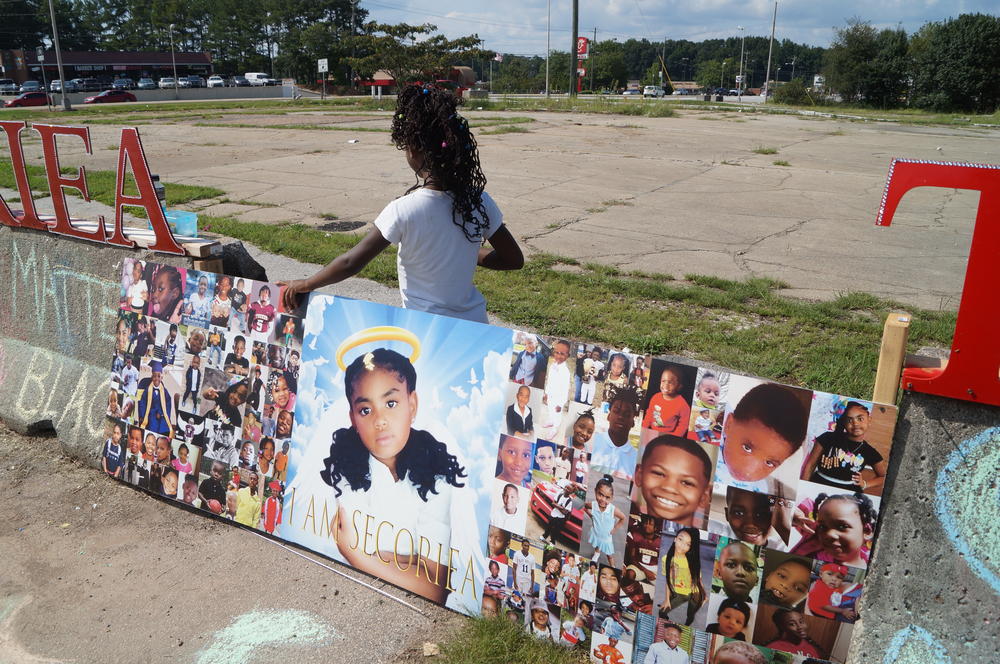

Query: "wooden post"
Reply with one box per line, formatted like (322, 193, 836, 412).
(193, 258, 223, 273)
(873, 312, 911, 404)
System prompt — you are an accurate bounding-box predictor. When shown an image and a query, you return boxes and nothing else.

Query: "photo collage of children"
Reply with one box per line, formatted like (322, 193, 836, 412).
(101, 259, 300, 537)
(486, 333, 897, 664)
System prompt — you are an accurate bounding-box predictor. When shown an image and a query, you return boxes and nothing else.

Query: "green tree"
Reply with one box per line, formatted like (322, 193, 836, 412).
(824, 19, 878, 103)
(696, 58, 733, 90)
(347, 22, 488, 89)
(910, 13, 1000, 113)
(772, 77, 808, 105)
(1, 0, 47, 49)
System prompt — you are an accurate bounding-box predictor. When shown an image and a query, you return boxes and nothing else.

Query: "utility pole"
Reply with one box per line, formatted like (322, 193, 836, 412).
(590, 27, 596, 92)
(350, 0, 357, 89)
(737, 25, 745, 99)
(47, 0, 71, 111)
(763, 0, 777, 100)
(169, 24, 179, 100)
(545, 0, 550, 97)
(569, 0, 578, 96)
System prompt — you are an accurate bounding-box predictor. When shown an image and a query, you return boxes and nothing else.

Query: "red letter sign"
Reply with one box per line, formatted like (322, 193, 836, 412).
(106, 127, 184, 255)
(877, 158, 1000, 407)
(0, 121, 48, 229)
(32, 123, 107, 243)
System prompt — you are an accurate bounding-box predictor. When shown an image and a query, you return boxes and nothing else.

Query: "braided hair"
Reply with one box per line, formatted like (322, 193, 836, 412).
(390, 84, 489, 241)
(814, 491, 878, 531)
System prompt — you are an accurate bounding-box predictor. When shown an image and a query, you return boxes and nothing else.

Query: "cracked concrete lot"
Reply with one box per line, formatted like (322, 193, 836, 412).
(28, 105, 998, 309)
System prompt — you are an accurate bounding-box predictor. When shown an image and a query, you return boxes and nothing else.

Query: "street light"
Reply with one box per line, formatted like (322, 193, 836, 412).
(545, 0, 550, 97)
(720, 60, 727, 92)
(737, 25, 745, 99)
(168, 23, 178, 100)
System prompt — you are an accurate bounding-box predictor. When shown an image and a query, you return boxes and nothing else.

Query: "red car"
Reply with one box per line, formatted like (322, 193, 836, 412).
(530, 480, 585, 546)
(4, 91, 51, 107)
(83, 89, 137, 104)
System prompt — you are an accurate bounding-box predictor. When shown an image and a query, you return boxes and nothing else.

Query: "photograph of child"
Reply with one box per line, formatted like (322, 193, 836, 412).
(509, 332, 548, 389)
(643, 620, 692, 664)
(247, 283, 277, 344)
(181, 271, 214, 329)
(511, 537, 541, 597)
(120, 258, 148, 314)
(624, 513, 661, 589)
(589, 385, 642, 481)
(532, 439, 559, 483)
(805, 561, 863, 623)
(495, 434, 534, 488)
(710, 538, 762, 606)
(654, 527, 716, 630)
(285, 296, 510, 615)
(575, 344, 605, 406)
(752, 604, 844, 661)
(591, 629, 633, 664)
(632, 434, 716, 529)
(788, 480, 880, 570)
(539, 337, 574, 441)
(490, 479, 529, 535)
(579, 473, 630, 568)
(706, 638, 770, 664)
(642, 361, 697, 438)
(504, 383, 539, 441)
(146, 264, 186, 323)
(713, 376, 812, 499)
(704, 594, 754, 642)
(708, 485, 793, 550)
(800, 393, 895, 497)
(758, 550, 814, 610)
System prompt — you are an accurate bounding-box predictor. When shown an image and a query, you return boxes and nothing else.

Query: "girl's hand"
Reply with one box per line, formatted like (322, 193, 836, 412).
(792, 507, 816, 537)
(851, 472, 867, 489)
(202, 387, 219, 400)
(277, 279, 311, 312)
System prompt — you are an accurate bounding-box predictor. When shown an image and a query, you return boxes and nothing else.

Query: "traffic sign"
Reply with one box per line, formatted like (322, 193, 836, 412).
(317, 58, 328, 73)
(36, 46, 45, 62)
(577, 68, 586, 77)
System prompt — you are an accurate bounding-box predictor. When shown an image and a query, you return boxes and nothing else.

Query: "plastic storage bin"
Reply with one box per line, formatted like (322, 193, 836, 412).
(150, 209, 198, 237)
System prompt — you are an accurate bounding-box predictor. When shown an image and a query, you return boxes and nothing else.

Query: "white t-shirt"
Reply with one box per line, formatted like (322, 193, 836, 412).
(512, 549, 536, 591)
(374, 188, 503, 323)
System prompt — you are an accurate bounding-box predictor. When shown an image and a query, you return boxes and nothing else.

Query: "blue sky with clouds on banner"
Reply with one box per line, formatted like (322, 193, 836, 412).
(361, 0, 997, 54)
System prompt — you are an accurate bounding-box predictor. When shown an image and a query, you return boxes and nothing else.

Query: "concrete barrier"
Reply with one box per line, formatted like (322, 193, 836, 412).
(849, 392, 1000, 663)
(40, 85, 291, 105)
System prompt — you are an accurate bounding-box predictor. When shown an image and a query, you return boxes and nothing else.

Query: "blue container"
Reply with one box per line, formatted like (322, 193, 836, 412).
(150, 209, 198, 237)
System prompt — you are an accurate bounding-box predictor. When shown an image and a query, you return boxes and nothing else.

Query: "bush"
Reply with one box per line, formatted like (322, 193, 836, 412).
(773, 78, 809, 105)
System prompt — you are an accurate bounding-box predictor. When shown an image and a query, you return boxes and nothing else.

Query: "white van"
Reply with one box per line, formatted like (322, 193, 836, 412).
(244, 72, 269, 86)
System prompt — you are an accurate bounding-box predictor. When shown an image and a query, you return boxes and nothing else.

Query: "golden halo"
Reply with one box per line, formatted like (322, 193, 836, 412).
(335, 326, 421, 371)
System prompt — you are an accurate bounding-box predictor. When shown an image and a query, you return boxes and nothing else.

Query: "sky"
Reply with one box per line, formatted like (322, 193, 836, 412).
(361, 0, 996, 55)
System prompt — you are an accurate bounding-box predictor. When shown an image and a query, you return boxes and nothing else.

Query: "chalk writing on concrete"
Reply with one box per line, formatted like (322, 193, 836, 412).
(935, 426, 1000, 594)
(6, 339, 107, 439)
(4, 237, 118, 352)
(194, 609, 339, 664)
(882, 624, 952, 664)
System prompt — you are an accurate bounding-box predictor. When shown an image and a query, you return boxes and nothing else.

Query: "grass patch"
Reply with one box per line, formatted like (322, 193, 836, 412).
(585, 207, 606, 214)
(204, 218, 957, 397)
(439, 617, 587, 664)
(719, 160, 742, 166)
(773, 160, 791, 166)
(601, 199, 633, 207)
(320, 212, 338, 220)
(0, 162, 224, 212)
(480, 125, 532, 135)
(753, 145, 779, 154)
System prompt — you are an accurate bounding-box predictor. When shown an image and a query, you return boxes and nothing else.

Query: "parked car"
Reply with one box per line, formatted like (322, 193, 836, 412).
(207, 75, 226, 88)
(728, 89, 740, 95)
(137, 77, 157, 90)
(183, 75, 206, 88)
(76, 77, 101, 91)
(642, 85, 665, 98)
(4, 91, 52, 107)
(19, 81, 42, 93)
(112, 78, 134, 90)
(231, 76, 250, 87)
(529, 480, 584, 547)
(158, 77, 177, 89)
(622, 88, 641, 96)
(50, 79, 80, 93)
(83, 89, 137, 104)
(0, 78, 16, 94)
(244, 72, 270, 86)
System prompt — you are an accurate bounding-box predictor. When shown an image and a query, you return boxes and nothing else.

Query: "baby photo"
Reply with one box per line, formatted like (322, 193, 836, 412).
(800, 392, 896, 497)
(641, 360, 698, 439)
(713, 375, 813, 499)
(632, 433, 717, 529)
(788, 480, 881, 570)
(805, 559, 864, 624)
(689, 405, 724, 445)
(504, 382, 542, 442)
(692, 368, 729, 412)
(708, 484, 793, 550)
(704, 592, 756, 642)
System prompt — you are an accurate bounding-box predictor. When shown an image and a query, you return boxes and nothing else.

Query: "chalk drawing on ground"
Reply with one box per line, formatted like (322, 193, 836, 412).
(935, 426, 1000, 594)
(882, 624, 952, 664)
(194, 609, 340, 664)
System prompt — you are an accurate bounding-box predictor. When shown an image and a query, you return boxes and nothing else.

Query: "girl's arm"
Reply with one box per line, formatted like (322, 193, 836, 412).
(800, 443, 823, 480)
(477, 225, 524, 270)
(612, 506, 627, 533)
(278, 228, 391, 310)
(854, 460, 888, 492)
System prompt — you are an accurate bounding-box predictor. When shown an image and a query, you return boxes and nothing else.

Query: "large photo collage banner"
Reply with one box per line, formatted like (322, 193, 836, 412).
(101, 261, 897, 664)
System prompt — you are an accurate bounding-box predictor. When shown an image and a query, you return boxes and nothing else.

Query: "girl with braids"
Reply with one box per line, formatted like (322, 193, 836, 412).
(791, 491, 877, 568)
(321, 348, 468, 602)
(659, 527, 706, 626)
(280, 84, 523, 322)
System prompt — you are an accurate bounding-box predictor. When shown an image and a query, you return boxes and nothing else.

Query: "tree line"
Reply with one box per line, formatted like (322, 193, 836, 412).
(3, 2, 997, 112)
